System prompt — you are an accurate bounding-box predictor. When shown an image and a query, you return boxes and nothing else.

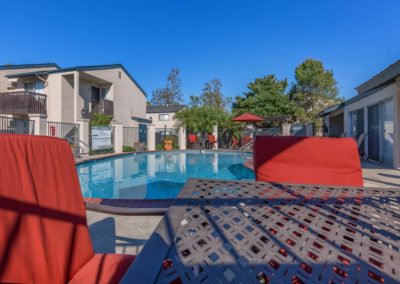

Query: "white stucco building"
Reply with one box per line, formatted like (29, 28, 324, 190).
(320, 60, 400, 169)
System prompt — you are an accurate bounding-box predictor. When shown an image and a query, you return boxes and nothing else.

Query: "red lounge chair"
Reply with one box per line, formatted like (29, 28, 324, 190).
(231, 136, 238, 148)
(208, 134, 217, 149)
(253, 136, 363, 187)
(0, 135, 135, 284)
(188, 134, 197, 148)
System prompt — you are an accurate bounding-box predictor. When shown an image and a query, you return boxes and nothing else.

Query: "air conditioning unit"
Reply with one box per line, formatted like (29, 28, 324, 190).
(7, 78, 17, 89)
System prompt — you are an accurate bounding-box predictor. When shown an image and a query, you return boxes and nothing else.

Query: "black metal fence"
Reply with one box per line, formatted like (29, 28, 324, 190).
(47, 121, 80, 146)
(0, 116, 34, 134)
(89, 126, 115, 155)
(155, 128, 179, 148)
(255, 127, 282, 136)
(290, 123, 306, 136)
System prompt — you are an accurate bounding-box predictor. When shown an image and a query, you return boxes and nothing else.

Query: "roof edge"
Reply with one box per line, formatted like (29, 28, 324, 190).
(0, 63, 60, 70)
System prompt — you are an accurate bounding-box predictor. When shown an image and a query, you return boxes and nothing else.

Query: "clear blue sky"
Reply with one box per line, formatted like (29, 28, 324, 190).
(1, 0, 399, 102)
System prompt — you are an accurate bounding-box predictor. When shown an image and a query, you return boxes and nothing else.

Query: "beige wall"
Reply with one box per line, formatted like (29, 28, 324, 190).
(146, 111, 178, 129)
(84, 68, 147, 127)
(0, 66, 58, 92)
(61, 75, 74, 123)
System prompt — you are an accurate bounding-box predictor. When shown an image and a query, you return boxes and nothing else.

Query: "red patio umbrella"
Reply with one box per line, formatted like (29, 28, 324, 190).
(232, 113, 263, 123)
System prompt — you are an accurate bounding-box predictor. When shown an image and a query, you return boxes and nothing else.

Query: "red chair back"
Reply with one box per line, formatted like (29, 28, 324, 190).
(0, 135, 94, 283)
(231, 136, 238, 146)
(188, 134, 197, 143)
(253, 136, 363, 187)
(208, 134, 216, 144)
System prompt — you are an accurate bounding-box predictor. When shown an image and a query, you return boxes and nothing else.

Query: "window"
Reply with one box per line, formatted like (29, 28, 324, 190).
(24, 81, 44, 93)
(159, 114, 169, 121)
(24, 81, 34, 91)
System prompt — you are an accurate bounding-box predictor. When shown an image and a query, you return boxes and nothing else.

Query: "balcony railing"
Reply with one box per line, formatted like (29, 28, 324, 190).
(91, 99, 114, 117)
(0, 91, 47, 114)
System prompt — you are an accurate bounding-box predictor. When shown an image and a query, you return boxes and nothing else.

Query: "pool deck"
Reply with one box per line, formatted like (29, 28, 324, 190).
(86, 161, 400, 255)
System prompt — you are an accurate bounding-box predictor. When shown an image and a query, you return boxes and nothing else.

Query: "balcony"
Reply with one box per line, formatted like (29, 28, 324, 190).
(82, 99, 114, 119)
(0, 91, 47, 115)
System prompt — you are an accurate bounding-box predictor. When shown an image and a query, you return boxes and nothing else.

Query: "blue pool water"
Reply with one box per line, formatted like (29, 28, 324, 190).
(77, 150, 254, 199)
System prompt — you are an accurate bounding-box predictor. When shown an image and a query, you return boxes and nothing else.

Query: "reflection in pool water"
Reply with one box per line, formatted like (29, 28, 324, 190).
(77, 151, 254, 199)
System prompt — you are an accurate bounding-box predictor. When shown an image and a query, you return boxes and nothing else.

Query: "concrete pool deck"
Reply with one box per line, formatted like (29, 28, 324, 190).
(87, 161, 400, 255)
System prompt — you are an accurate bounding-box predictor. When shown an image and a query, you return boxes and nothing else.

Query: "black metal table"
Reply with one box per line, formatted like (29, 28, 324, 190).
(122, 179, 400, 284)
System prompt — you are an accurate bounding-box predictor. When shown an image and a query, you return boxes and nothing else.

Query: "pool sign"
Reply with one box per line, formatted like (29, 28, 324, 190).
(91, 126, 113, 150)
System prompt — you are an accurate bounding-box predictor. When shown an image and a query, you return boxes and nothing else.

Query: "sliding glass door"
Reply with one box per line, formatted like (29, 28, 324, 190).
(382, 99, 394, 166)
(368, 104, 380, 162)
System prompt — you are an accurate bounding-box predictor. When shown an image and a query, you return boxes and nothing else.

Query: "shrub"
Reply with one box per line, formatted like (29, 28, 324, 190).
(123, 145, 135, 152)
(156, 144, 164, 150)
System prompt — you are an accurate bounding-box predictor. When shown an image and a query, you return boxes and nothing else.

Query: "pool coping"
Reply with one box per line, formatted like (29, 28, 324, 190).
(79, 149, 249, 215)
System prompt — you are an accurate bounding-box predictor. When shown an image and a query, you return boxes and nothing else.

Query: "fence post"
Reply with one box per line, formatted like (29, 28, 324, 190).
(212, 125, 218, 150)
(148, 124, 155, 151)
(113, 122, 123, 153)
(305, 123, 314, 137)
(179, 126, 186, 150)
(28, 114, 47, 135)
(76, 119, 90, 152)
(281, 123, 291, 136)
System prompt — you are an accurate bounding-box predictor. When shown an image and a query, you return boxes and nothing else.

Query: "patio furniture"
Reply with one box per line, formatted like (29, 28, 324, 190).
(188, 134, 198, 149)
(0, 135, 135, 284)
(356, 132, 368, 161)
(253, 136, 363, 186)
(230, 136, 238, 149)
(121, 179, 400, 283)
(208, 134, 217, 149)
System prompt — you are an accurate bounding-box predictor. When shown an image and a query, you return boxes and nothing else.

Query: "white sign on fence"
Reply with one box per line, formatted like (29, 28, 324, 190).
(91, 126, 113, 150)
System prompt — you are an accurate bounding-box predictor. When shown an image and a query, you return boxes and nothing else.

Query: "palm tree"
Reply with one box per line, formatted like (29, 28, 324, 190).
(174, 106, 226, 148)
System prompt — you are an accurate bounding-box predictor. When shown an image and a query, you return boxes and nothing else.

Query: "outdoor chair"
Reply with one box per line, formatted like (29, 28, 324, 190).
(356, 133, 368, 161)
(208, 134, 217, 149)
(253, 136, 363, 186)
(0, 135, 135, 284)
(231, 136, 238, 149)
(188, 134, 198, 149)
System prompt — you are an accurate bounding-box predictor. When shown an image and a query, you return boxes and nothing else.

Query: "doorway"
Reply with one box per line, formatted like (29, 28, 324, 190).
(91, 87, 100, 110)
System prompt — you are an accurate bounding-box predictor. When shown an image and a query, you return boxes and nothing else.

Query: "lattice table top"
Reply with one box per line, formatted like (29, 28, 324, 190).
(123, 179, 400, 284)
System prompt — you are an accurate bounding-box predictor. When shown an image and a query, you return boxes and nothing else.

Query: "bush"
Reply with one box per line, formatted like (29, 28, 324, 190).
(123, 145, 135, 152)
(90, 113, 113, 126)
(156, 144, 164, 150)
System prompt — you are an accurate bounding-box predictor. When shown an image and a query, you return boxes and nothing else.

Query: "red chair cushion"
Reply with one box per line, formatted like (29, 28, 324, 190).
(69, 254, 135, 284)
(0, 135, 94, 283)
(253, 136, 363, 187)
(208, 134, 216, 144)
(188, 134, 197, 143)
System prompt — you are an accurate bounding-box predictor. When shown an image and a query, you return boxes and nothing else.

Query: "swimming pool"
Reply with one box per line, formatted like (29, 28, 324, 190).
(77, 150, 254, 199)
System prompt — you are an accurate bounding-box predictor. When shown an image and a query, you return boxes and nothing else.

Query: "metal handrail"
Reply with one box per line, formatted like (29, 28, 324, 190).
(64, 136, 89, 158)
(239, 139, 255, 158)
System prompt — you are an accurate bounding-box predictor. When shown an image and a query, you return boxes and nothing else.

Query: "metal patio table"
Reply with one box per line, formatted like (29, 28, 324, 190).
(122, 179, 400, 284)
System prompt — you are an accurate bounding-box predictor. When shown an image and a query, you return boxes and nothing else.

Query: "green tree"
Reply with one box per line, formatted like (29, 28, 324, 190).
(232, 75, 295, 117)
(151, 68, 183, 106)
(289, 59, 342, 122)
(174, 106, 226, 147)
(189, 79, 229, 111)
